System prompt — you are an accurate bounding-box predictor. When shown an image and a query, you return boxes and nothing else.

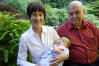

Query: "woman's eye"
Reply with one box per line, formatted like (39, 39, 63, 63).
(39, 14, 43, 16)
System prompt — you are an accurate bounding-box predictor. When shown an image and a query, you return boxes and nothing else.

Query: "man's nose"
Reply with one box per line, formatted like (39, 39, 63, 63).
(73, 13, 76, 18)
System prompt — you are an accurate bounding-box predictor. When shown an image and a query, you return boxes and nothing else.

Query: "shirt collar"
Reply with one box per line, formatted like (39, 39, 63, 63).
(68, 19, 87, 30)
(30, 25, 47, 36)
(42, 26, 47, 33)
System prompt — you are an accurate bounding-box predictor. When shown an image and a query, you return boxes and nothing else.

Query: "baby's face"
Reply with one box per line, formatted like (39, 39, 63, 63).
(54, 39, 64, 46)
(59, 39, 68, 48)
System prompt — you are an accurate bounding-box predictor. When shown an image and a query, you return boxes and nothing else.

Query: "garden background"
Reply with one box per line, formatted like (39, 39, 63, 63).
(0, 0, 99, 66)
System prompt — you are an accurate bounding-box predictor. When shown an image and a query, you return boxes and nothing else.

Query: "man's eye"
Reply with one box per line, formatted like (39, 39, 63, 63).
(76, 11, 80, 14)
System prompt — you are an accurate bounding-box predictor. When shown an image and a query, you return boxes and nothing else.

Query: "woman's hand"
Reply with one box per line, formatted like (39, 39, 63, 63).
(49, 53, 67, 65)
(49, 63, 58, 66)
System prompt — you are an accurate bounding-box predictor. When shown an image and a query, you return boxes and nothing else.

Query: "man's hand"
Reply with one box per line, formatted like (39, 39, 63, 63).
(50, 63, 58, 66)
(49, 53, 67, 65)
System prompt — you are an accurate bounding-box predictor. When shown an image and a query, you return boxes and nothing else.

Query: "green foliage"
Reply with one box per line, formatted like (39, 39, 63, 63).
(84, 4, 93, 14)
(41, 0, 93, 8)
(90, 0, 99, 17)
(44, 5, 68, 26)
(42, 0, 73, 8)
(84, 14, 99, 28)
(3, 0, 41, 18)
(0, 12, 30, 66)
(84, 0, 99, 17)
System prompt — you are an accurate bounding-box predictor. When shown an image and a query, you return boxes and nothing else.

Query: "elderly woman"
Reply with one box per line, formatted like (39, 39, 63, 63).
(17, 2, 67, 66)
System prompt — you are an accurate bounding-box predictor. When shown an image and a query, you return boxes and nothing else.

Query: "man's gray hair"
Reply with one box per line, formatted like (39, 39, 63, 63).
(68, 1, 84, 9)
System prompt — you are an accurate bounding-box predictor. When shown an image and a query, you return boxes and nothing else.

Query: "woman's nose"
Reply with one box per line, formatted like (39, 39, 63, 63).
(36, 16, 39, 20)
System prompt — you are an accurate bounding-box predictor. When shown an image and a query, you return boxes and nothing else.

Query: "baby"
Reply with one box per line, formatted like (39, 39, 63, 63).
(38, 37, 71, 66)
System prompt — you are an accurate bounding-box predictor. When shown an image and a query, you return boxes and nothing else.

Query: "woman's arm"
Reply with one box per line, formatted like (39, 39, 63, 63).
(17, 36, 35, 66)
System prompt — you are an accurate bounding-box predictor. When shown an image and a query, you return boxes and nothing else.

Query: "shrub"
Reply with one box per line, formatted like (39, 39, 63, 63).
(44, 5, 68, 26)
(84, 14, 99, 28)
(0, 12, 30, 66)
(84, 1, 99, 17)
(0, 4, 25, 19)
(3, 0, 41, 18)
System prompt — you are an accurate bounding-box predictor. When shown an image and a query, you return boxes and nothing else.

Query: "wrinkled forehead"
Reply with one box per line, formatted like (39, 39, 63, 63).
(68, 3, 82, 12)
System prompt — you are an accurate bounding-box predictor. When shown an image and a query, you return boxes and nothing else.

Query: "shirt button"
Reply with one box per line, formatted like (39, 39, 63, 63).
(83, 44, 85, 47)
(88, 51, 90, 53)
(81, 37, 83, 39)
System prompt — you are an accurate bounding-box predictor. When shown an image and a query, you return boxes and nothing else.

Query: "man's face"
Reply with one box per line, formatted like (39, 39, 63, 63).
(68, 3, 85, 26)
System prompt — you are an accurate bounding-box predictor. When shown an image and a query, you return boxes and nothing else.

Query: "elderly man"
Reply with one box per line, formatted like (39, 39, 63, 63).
(57, 1, 99, 66)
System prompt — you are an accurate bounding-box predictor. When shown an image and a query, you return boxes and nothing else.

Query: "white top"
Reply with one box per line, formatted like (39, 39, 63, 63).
(17, 25, 59, 66)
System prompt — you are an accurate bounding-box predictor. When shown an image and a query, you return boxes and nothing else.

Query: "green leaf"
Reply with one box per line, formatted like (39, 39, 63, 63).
(4, 50, 9, 63)
(0, 46, 5, 50)
(0, 31, 10, 40)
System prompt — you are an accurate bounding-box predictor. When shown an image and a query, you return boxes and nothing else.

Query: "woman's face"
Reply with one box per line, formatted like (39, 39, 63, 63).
(30, 11, 44, 28)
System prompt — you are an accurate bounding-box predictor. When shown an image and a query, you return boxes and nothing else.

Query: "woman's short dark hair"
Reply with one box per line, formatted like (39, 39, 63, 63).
(27, 2, 46, 19)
